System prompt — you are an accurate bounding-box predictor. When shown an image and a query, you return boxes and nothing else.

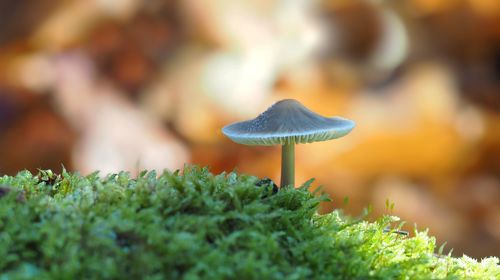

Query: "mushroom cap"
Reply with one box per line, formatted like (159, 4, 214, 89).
(222, 99, 355, 146)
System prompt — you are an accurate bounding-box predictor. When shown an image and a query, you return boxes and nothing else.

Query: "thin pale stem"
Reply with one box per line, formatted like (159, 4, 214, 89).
(280, 142, 295, 187)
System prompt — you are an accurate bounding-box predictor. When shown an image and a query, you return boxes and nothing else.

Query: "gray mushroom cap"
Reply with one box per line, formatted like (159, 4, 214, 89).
(222, 99, 355, 146)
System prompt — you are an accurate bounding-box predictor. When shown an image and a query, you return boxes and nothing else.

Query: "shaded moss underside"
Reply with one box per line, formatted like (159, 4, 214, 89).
(0, 167, 498, 279)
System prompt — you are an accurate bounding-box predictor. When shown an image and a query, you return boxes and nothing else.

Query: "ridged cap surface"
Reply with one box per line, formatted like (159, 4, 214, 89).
(222, 99, 355, 146)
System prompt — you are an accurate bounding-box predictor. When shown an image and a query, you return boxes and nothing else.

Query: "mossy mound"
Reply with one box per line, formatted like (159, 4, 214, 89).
(0, 167, 498, 279)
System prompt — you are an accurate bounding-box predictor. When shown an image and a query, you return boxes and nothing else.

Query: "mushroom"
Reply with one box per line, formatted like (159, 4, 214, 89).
(222, 99, 355, 187)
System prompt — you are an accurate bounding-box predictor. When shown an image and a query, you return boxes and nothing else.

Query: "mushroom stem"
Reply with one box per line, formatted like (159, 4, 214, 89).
(280, 142, 295, 187)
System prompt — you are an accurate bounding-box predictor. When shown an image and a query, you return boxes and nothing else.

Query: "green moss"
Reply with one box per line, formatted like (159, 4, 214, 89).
(0, 166, 498, 279)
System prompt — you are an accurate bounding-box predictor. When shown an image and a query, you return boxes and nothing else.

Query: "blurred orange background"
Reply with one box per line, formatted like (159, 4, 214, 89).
(0, 0, 499, 258)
